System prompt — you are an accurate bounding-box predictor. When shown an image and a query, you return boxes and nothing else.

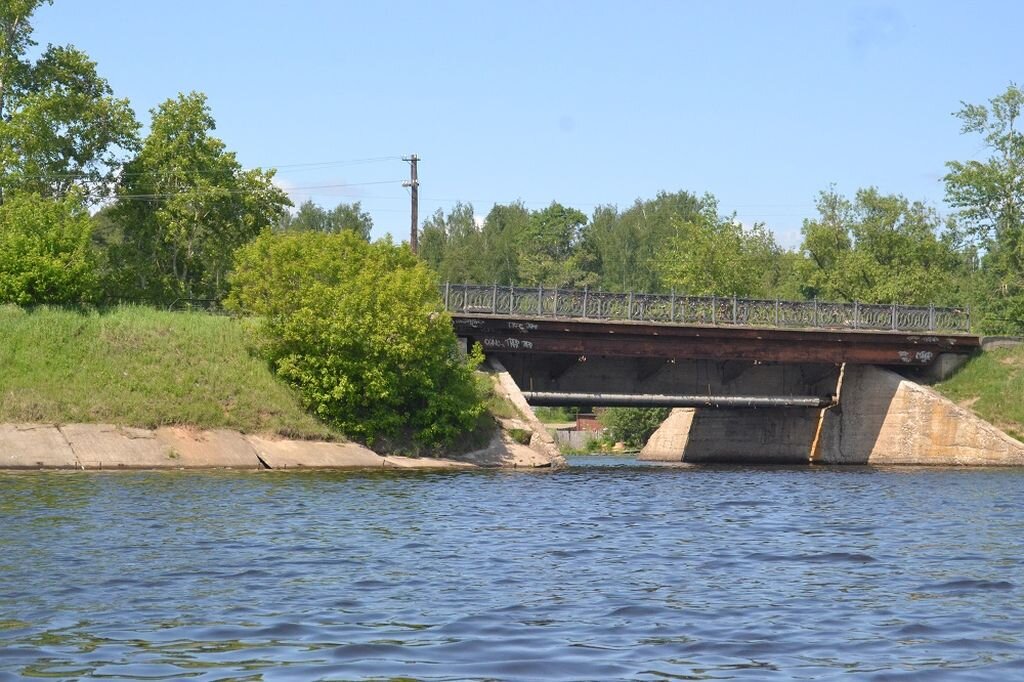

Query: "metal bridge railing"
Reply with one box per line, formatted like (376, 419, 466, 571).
(442, 283, 971, 334)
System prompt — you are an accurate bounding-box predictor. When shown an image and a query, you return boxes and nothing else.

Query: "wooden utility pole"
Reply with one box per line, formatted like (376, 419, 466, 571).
(402, 154, 419, 253)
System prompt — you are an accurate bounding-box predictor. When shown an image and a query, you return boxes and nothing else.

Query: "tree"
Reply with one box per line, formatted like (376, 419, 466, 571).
(227, 230, 484, 447)
(0, 1, 50, 125)
(479, 201, 531, 285)
(577, 190, 707, 292)
(418, 202, 489, 283)
(108, 92, 289, 302)
(517, 202, 589, 287)
(944, 84, 1024, 331)
(656, 196, 786, 298)
(600, 407, 670, 448)
(0, 190, 99, 304)
(798, 187, 962, 305)
(278, 199, 373, 240)
(0, 2, 138, 202)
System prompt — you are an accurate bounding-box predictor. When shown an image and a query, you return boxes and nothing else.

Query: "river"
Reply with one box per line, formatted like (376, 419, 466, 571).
(0, 457, 1022, 680)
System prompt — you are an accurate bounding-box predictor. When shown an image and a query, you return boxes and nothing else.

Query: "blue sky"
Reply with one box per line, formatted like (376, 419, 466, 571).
(33, 0, 1024, 247)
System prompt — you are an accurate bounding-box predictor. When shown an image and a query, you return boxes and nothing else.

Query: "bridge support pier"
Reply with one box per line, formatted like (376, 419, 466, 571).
(640, 407, 823, 464)
(640, 365, 1024, 465)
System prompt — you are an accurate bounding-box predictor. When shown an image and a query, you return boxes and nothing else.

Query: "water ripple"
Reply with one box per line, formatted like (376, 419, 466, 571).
(0, 460, 1022, 679)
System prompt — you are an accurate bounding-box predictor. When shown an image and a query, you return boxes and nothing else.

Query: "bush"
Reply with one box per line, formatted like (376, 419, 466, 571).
(599, 407, 670, 448)
(227, 230, 485, 447)
(0, 192, 100, 305)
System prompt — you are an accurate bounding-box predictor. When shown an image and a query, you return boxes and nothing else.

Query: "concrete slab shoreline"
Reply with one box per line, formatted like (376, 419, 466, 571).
(0, 423, 482, 471)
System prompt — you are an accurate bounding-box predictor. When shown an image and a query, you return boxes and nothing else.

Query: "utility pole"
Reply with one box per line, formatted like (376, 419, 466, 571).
(402, 154, 419, 254)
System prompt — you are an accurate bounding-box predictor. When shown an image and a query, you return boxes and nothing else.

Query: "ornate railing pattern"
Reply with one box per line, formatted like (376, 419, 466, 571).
(442, 284, 971, 333)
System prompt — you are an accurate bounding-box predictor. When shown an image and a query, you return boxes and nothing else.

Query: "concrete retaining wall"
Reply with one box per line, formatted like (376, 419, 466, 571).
(455, 358, 565, 468)
(0, 424, 477, 470)
(818, 365, 1024, 465)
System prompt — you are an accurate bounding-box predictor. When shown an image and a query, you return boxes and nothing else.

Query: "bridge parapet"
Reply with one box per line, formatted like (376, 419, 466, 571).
(443, 283, 971, 334)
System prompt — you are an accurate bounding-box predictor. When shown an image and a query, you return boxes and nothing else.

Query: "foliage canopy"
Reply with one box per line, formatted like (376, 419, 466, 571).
(945, 84, 1024, 332)
(277, 199, 373, 240)
(110, 92, 290, 303)
(0, 1, 138, 202)
(0, 190, 99, 304)
(599, 407, 671, 448)
(799, 187, 962, 305)
(227, 230, 485, 447)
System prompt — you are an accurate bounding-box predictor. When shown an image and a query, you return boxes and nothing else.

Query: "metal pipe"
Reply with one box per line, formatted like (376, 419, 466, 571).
(522, 391, 836, 408)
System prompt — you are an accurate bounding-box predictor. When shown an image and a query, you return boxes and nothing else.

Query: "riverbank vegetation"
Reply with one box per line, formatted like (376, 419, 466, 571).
(0, 305, 335, 438)
(2, 2, 1024, 448)
(227, 231, 485, 448)
(934, 345, 1024, 442)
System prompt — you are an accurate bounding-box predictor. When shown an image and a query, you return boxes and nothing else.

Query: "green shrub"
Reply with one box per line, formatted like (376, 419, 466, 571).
(227, 230, 485, 447)
(599, 407, 670, 447)
(507, 428, 532, 445)
(0, 192, 100, 305)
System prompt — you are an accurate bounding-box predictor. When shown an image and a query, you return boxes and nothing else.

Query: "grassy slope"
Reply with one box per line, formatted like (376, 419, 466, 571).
(934, 345, 1024, 442)
(0, 305, 335, 439)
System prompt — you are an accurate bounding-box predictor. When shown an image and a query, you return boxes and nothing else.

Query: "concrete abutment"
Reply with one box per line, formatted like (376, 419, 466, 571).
(640, 365, 1024, 465)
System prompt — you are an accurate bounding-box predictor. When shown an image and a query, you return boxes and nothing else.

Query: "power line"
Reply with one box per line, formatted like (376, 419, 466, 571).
(12, 155, 405, 182)
(97, 179, 404, 201)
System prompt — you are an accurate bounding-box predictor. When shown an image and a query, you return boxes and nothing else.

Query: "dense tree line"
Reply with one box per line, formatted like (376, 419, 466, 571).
(0, 2, 372, 306)
(419, 86, 1024, 334)
(1, 2, 1023, 341)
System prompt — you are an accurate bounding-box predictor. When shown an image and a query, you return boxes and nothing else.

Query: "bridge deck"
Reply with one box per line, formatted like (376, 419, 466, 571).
(452, 313, 980, 366)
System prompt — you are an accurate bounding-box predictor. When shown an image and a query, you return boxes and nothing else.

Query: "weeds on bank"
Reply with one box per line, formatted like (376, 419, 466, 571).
(934, 346, 1024, 441)
(0, 304, 335, 439)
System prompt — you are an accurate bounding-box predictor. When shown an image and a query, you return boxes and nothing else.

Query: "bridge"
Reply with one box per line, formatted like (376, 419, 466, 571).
(446, 283, 978, 405)
(444, 284, 996, 465)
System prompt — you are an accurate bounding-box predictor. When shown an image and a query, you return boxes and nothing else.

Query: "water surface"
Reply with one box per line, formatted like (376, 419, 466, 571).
(1, 457, 1022, 680)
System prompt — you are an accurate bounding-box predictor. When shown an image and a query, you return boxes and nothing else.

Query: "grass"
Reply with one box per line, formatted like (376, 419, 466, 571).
(533, 406, 577, 424)
(0, 305, 336, 439)
(934, 345, 1024, 442)
(477, 373, 520, 420)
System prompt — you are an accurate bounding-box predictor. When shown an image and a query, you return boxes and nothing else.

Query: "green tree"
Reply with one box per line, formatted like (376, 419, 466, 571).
(600, 407, 670, 448)
(227, 230, 484, 447)
(518, 202, 589, 287)
(577, 190, 706, 292)
(109, 92, 289, 302)
(944, 84, 1024, 331)
(278, 199, 373, 240)
(418, 202, 489, 283)
(0, 2, 138, 202)
(799, 187, 961, 305)
(656, 196, 786, 298)
(0, 190, 99, 304)
(479, 201, 531, 285)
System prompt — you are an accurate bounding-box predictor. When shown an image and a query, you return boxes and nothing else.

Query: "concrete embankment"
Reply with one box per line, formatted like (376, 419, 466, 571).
(0, 362, 567, 471)
(0, 423, 556, 471)
(640, 365, 1024, 466)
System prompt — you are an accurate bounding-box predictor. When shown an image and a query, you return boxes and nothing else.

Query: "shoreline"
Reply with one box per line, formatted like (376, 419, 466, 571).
(0, 423, 488, 471)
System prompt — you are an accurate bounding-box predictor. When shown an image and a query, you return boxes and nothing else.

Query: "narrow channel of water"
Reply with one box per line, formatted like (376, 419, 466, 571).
(1, 457, 1022, 680)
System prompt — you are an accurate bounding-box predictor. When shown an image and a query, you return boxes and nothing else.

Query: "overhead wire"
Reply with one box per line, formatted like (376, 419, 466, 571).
(12, 155, 405, 182)
(91, 179, 405, 201)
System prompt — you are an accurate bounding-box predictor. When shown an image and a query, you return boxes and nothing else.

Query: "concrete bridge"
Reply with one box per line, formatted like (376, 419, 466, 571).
(445, 285, 1024, 466)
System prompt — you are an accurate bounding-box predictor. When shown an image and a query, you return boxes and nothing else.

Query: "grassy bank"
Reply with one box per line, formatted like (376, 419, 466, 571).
(0, 305, 335, 439)
(934, 345, 1024, 441)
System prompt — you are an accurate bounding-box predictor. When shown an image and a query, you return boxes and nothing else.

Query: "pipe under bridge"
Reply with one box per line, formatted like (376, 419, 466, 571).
(445, 284, 979, 409)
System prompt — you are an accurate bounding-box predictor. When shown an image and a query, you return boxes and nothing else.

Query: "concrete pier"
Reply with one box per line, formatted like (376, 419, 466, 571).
(640, 366, 1024, 465)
